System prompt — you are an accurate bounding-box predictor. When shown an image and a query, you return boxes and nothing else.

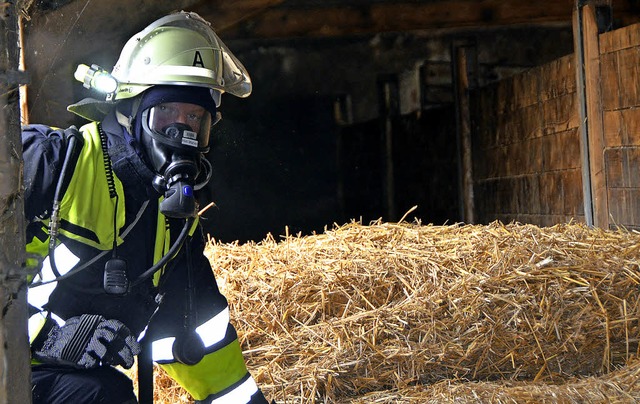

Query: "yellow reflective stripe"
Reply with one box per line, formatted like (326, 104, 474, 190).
(160, 339, 248, 401)
(28, 312, 48, 344)
(30, 122, 125, 251)
(153, 206, 170, 286)
(152, 214, 200, 286)
(26, 228, 49, 283)
(60, 123, 125, 250)
(29, 311, 64, 344)
(189, 216, 199, 236)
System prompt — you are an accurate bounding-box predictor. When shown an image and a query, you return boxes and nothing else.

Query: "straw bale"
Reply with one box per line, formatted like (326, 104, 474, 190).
(151, 220, 640, 403)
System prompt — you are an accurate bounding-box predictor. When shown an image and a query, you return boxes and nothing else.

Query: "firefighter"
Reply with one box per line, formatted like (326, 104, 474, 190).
(23, 11, 269, 403)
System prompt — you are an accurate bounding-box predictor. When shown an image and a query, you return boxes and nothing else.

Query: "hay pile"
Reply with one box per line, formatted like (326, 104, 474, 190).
(154, 220, 640, 403)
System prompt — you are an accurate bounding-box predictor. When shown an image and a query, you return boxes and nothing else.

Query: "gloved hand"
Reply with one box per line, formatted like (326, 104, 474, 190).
(34, 314, 140, 369)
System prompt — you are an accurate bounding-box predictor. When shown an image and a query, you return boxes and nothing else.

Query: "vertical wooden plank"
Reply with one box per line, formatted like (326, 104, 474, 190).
(573, 3, 608, 228)
(377, 75, 399, 221)
(583, 4, 609, 228)
(452, 41, 476, 224)
(18, 16, 28, 125)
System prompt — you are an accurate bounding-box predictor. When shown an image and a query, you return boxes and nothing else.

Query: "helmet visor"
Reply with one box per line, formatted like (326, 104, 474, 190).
(145, 102, 212, 150)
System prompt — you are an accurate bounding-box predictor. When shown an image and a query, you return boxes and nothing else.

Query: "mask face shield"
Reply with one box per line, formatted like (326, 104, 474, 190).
(142, 102, 212, 153)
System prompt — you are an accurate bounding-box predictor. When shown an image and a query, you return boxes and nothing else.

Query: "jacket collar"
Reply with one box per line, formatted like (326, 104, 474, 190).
(100, 111, 159, 203)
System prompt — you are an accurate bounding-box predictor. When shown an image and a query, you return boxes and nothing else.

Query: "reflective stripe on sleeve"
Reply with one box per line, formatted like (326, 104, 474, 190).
(28, 243, 80, 310)
(152, 336, 177, 362)
(28, 312, 48, 343)
(196, 307, 230, 348)
(28, 282, 57, 312)
(151, 307, 231, 362)
(209, 376, 259, 404)
(28, 311, 64, 343)
(42, 243, 81, 277)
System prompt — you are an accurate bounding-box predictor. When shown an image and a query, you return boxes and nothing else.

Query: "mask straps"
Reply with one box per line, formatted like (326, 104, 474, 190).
(115, 97, 142, 135)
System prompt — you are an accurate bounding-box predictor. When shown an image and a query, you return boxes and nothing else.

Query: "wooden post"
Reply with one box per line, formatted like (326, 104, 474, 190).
(0, 2, 31, 404)
(573, 1, 609, 228)
(334, 94, 353, 221)
(18, 15, 29, 125)
(377, 75, 399, 221)
(452, 40, 477, 224)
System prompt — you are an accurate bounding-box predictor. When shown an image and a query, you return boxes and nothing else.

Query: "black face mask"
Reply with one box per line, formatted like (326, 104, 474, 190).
(135, 98, 215, 218)
(141, 127, 212, 219)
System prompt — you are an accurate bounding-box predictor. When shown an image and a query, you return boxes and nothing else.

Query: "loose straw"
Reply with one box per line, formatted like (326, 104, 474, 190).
(144, 220, 640, 403)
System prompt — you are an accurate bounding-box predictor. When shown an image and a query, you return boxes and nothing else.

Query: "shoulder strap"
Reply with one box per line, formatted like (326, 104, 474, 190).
(55, 126, 85, 204)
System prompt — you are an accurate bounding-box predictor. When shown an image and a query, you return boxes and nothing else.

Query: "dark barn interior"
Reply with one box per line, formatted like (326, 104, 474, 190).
(20, 0, 640, 242)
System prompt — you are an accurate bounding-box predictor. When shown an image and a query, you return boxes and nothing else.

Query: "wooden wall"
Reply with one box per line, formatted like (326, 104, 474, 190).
(472, 16, 640, 230)
(600, 24, 640, 230)
(472, 54, 584, 226)
(337, 106, 460, 226)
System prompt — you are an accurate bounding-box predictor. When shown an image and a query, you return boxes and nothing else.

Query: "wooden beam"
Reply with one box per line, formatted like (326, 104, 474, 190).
(191, 0, 287, 33)
(573, 3, 609, 228)
(198, 0, 589, 39)
(378, 75, 399, 221)
(452, 40, 477, 224)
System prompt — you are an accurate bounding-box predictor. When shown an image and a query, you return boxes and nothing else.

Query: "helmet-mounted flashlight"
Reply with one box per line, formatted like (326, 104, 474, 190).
(74, 64, 118, 95)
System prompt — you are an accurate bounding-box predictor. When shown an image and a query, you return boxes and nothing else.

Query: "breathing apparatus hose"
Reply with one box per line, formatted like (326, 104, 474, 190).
(131, 217, 193, 287)
(171, 235, 206, 365)
(48, 127, 84, 278)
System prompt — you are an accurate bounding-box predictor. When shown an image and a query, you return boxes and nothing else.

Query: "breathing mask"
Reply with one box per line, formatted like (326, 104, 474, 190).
(137, 88, 216, 218)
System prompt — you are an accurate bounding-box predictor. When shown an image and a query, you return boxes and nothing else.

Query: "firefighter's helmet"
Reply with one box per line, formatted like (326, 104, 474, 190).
(111, 11, 251, 105)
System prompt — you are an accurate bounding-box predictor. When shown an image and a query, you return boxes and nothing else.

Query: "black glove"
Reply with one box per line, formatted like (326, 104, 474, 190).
(34, 314, 140, 369)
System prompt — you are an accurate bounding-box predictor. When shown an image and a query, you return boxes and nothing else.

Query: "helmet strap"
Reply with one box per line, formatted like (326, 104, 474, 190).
(115, 110, 132, 134)
(115, 97, 142, 135)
